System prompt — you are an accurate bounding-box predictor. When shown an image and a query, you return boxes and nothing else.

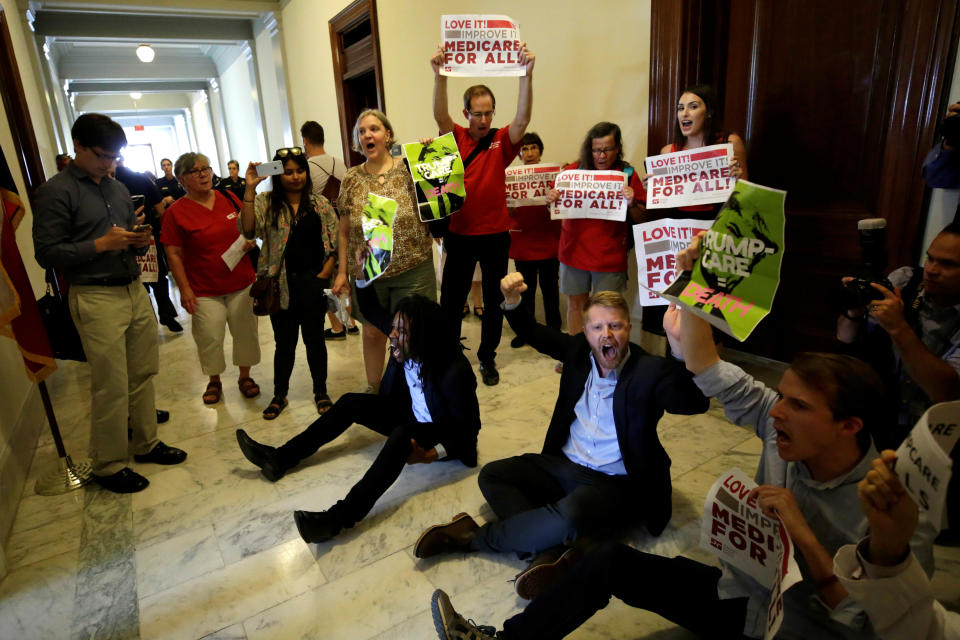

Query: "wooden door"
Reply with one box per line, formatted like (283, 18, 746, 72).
(650, 0, 960, 359)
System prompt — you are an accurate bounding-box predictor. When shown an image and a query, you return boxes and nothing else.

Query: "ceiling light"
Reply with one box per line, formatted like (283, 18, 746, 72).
(136, 44, 155, 63)
(130, 92, 142, 100)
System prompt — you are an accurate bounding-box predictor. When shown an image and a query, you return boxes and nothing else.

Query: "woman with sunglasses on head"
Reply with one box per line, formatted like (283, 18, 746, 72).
(640, 85, 748, 338)
(241, 148, 339, 419)
(332, 109, 435, 393)
(161, 152, 261, 405)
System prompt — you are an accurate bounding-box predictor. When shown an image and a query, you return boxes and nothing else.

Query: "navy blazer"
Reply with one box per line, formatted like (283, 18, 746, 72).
(505, 303, 709, 535)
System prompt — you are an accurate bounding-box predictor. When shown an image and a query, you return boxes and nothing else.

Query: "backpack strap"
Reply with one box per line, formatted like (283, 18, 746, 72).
(462, 128, 499, 168)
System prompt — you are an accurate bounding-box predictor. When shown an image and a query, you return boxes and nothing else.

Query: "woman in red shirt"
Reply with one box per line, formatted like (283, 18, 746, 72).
(162, 152, 260, 405)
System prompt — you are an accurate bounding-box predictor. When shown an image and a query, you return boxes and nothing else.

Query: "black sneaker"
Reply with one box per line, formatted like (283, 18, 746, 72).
(324, 327, 347, 340)
(510, 336, 525, 348)
(93, 467, 150, 493)
(347, 325, 360, 335)
(479, 360, 499, 386)
(134, 441, 187, 465)
(161, 317, 183, 333)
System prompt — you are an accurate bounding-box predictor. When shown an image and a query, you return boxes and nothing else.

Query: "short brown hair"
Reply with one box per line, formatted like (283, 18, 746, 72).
(582, 291, 630, 322)
(351, 109, 396, 153)
(789, 352, 883, 452)
(300, 120, 325, 146)
(463, 85, 496, 111)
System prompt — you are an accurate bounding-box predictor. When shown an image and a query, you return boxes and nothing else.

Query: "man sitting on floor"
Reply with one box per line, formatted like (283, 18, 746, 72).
(415, 272, 708, 600)
(428, 235, 937, 640)
(235, 294, 480, 543)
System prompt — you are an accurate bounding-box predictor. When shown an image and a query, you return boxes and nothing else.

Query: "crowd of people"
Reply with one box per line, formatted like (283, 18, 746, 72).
(29, 40, 960, 640)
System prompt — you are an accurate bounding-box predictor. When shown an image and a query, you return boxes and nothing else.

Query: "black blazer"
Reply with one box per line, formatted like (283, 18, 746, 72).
(506, 303, 709, 535)
(355, 284, 480, 467)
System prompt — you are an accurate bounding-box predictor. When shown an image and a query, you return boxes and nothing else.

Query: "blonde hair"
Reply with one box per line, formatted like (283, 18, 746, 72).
(582, 291, 630, 321)
(352, 109, 396, 153)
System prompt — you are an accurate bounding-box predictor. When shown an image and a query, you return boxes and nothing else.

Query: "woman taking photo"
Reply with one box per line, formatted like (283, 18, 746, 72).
(241, 148, 339, 419)
(332, 109, 435, 393)
(161, 152, 261, 405)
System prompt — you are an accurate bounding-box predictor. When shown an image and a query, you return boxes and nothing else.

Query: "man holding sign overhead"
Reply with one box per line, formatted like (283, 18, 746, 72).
(429, 24, 534, 386)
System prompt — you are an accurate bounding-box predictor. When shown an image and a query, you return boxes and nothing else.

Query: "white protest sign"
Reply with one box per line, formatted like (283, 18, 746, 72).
(550, 170, 627, 221)
(220, 234, 249, 272)
(505, 163, 562, 208)
(645, 143, 735, 209)
(440, 15, 523, 77)
(633, 218, 713, 306)
(137, 238, 158, 283)
(895, 401, 960, 527)
(701, 468, 785, 585)
(764, 524, 802, 640)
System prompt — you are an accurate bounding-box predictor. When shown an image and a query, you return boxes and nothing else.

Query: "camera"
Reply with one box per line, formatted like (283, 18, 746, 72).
(838, 218, 894, 311)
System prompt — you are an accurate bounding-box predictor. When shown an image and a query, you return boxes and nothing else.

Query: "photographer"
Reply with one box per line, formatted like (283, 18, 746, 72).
(837, 223, 960, 448)
(922, 102, 960, 192)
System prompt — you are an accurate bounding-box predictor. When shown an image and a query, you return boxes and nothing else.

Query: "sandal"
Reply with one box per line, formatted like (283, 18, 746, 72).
(238, 377, 261, 398)
(262, 397, 287, 420)
(473, 305, 484, 318)
(315, 393, 334, 415)
(202, 381, 222, 405)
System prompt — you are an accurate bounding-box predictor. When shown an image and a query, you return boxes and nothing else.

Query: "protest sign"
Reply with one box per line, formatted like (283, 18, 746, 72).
(440, 15, 523, 77)
(402, 133, 466, 221)
(356, 193, 397, 289)
(550, 170, 628, 221)
(645, 143, 735, 209)
(895, 401, 960, 527)
(765, 523, 802, 640)
(505, 163, 562, 208)
(655, 180, 785, 341)
(633, 218, 714, 306)
(137, 238, 158, 283)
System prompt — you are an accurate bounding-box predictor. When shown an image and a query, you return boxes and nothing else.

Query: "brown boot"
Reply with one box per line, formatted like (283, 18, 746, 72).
(415, 512, 479, 558)
(513, 547, 583, 600)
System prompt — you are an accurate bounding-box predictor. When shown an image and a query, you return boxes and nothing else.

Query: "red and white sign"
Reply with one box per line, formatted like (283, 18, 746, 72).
(440, 15, 524, 77)
(550, 170, 627, 221)
(645, 143, 735, 209)
(505, 162, 562, 208)
(634, 218, 713, 306)
(137, 238, 158, 283)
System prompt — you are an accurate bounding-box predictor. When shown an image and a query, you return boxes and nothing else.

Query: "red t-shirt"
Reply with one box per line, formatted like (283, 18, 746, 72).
(508, 203, 560, 261)
(557, 161, 645, 273)
(449, 124, 522, 236)
(160, 190, 255, 297)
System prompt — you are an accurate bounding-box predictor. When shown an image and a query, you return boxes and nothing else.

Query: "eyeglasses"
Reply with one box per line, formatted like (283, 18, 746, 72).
(85, 146, 121, 162)
(591, 147, 618, 157)
(183, 166, 212, 177)
(275, 147, 304, 158)
(468, 111, 495, 120)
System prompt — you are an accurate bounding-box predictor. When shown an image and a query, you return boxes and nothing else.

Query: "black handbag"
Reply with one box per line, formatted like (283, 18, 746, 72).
(250, 226, 291, 317)
(37, 270, 86, 361)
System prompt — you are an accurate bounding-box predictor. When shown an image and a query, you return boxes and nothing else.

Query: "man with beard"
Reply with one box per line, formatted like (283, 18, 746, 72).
(234, 294, 480, 544)
(415, 272, 708, 600)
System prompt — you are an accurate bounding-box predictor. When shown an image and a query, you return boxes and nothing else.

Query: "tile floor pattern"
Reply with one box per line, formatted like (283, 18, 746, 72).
(4, 309, 960, 639)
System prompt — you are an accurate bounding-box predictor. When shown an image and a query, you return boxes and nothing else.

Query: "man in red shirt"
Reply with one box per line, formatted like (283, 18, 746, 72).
(429, 42, 535, 386)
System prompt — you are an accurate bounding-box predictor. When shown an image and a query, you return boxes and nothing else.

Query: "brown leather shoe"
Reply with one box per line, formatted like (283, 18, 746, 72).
(513, 547, 582, 600)
(414, 512, 479, 558)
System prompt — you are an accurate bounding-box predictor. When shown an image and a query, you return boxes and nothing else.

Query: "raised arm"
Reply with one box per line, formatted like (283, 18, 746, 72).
(431, 44, 456, 134)
(501, 272, 578, 361)
(507, 43, 535, 145)
(663, 232, 720, 374)
(240, 162, 265, 239)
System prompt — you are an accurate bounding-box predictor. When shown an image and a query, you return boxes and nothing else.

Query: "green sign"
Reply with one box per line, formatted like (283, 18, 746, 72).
(660, 180, 786, 341)
(402, 132, 466, 221)
(356, 193, 397, 288)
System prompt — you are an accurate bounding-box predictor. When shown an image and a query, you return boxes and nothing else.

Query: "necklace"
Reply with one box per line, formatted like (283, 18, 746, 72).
(364, 157, 394, 185)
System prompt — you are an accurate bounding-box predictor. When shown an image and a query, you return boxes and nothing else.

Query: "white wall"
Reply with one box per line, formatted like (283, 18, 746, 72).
(190, 91, 223, 172)
(253, 20, 291, 153)
(281, 0, 651, 169)
(219, 50, 266, 166)
(75, 93, 192, 113)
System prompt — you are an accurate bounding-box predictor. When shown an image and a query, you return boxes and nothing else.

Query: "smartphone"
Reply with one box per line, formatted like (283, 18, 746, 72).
(256, 160, 284, 177)
(132, 224, 152, 233)
(131, 194, 145, 209)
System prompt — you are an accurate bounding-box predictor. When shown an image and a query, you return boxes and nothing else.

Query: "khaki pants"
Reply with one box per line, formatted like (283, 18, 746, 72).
(192, 286, 260, 376)
(69, 283, 160, 475)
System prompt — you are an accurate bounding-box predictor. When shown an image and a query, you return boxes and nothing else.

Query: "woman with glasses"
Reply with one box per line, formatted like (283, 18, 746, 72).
(640, 85, 748, 339)
(332, 109, 435, 393)
(241, 147, 339, 419)
(161, 152, 261, 405)
(545, 122, 645, 336)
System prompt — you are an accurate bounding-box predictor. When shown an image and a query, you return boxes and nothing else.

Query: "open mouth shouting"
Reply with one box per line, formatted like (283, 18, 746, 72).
(680, 119, 694, 132)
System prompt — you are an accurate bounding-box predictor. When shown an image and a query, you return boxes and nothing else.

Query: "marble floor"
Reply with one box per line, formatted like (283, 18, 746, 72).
(4, 296, 960, 640)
